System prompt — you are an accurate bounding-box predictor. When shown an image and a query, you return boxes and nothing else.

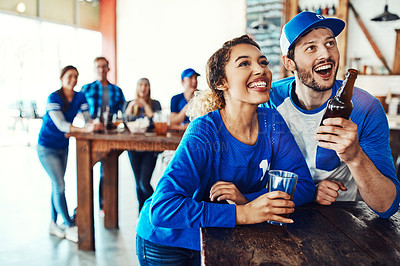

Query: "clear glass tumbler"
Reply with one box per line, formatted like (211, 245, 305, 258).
(267, 170, 298, 226)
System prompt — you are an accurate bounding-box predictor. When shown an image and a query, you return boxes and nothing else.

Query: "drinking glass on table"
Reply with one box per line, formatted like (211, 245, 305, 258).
(267, 170, 298, 226)
(113, 110, 124, 127)
(153, 110, 168, 135)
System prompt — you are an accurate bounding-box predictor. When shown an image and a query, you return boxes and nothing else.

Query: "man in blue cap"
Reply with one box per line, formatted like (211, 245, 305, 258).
(169, 68, 200, 129)
(263, 11, 399, 218)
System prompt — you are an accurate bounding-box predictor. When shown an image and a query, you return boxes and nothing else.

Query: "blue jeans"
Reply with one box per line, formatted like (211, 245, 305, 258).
(128, 151, 158, 212)
(99, 161, 104, 210)
(37, 144, 74, 227)
(136, 235, 201, 266)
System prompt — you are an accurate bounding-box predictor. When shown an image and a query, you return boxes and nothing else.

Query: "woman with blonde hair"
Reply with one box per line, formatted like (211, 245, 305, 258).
(125, 78, 161, 212)
(125, 78, 160, 119)
(135, 35, 316, 265)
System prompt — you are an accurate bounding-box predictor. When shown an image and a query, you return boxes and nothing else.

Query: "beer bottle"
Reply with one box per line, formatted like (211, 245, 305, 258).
(94, 107, 105, 133)
(105, 106, 116, 130)
(320, 69, 358, 126)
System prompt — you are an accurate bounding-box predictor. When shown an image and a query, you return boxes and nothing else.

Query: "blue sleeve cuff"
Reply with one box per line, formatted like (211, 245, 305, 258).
(372, 188, 400, 219)
(203, 202, 236, 228)
(244, 188, 268, 202)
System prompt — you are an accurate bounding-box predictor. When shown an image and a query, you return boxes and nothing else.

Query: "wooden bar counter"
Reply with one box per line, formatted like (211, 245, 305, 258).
(201, 201, 400, 265)
(67, 130, 183, 250)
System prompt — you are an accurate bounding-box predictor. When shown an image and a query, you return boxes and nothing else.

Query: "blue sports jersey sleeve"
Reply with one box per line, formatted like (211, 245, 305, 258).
(149, 118, 236, 229)
(47, 92, 63, 111)
(170, 94, 180, 113)
(354, 96, 400, 218)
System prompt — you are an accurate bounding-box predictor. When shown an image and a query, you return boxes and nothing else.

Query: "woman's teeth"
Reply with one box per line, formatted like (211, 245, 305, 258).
(248, 81, 266, 88)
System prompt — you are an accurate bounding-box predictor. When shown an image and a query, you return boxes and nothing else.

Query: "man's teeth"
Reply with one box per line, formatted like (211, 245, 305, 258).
(315, 65, 332, 72)
(248, 81, 266, 88)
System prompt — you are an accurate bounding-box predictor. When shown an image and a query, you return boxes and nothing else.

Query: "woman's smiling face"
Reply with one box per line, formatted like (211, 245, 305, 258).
(221, 43, 272, 105)
(137, 79, 150, 98)
(61, 69, 78, 91)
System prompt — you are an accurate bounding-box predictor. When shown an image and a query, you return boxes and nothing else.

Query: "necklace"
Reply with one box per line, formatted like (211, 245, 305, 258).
(221, 109, 255, 141)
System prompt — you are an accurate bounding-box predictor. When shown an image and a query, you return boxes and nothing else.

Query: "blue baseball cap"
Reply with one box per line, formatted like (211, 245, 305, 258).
(280, 11, 345, 56)
(181, 68, 200, 80)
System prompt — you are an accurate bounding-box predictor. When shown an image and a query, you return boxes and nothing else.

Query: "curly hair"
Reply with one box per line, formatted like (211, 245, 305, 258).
(187, 35, 261, 120)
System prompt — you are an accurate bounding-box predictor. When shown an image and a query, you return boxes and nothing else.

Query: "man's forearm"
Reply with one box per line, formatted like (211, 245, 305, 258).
(347, 150, 397, 213)
(170, 108, 187, 126)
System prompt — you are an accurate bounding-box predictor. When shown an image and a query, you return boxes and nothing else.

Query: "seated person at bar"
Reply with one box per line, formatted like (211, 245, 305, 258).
(37, 65, 100, 243)
(262, 11, 400, 218)
(124, 78, 161, 213)
(169, 68, 200, 129)
(135, 35, 316, 265)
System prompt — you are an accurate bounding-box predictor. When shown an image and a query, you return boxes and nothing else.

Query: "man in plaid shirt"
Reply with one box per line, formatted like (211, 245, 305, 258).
(81, 57, 125, 211)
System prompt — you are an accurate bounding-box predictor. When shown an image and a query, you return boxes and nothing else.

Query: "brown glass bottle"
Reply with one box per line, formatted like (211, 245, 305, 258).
(320, 69, 358, 125)
(94, 107, 105, 133)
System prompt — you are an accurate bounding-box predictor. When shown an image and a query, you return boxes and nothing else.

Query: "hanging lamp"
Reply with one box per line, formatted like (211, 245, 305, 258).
(371, 0, 399, 22)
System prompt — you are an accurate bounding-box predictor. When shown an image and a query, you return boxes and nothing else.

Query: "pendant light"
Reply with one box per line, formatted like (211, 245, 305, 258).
(371, 0, 400, 22)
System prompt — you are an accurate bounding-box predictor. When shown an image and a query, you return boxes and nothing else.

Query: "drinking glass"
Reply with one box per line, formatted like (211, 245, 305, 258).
(267, 170, 298, 226)
(153, 110, 169, 135)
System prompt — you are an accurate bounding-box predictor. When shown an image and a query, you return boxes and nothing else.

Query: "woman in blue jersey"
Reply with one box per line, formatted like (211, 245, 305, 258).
(136, 35, 316, 265)
(37, 65, 101, 243)
(124, 78, 161, 213)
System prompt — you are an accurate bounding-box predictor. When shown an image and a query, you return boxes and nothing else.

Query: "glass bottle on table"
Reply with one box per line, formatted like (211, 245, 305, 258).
(94, 107, 105, 133)
(104, 106, 116, 130)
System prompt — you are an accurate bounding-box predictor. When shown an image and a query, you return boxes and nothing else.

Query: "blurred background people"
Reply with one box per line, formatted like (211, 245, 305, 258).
(124, 78, 161, 212)
(81, 57, 125, 212)
(169, 68, 200, 130)
(37, 65, 99, 243)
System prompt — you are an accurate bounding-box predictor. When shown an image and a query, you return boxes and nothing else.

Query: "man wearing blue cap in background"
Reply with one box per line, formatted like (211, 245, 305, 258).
(262, 11, 399, 218)
(169, 68, 200, 129)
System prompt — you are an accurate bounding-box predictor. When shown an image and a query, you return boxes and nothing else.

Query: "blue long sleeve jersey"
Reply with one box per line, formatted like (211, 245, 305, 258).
(38, 91, 88, 149)
(136, 108, 316, 251)
(262, 77, 400, 218)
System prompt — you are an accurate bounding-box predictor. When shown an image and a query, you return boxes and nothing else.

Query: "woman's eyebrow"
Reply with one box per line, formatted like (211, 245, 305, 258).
(235, 55, 249, 62)
(234, 55, 267, 62)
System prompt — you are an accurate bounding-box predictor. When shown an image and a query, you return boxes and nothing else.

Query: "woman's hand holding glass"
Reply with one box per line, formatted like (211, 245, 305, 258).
(236, 191, 295, 225)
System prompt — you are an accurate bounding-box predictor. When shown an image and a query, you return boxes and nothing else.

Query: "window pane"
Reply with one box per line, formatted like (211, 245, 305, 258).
(0, 12, 101, 131)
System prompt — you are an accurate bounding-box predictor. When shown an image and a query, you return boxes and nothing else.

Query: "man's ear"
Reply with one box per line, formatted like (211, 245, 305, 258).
(282, 55, 296, 72)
